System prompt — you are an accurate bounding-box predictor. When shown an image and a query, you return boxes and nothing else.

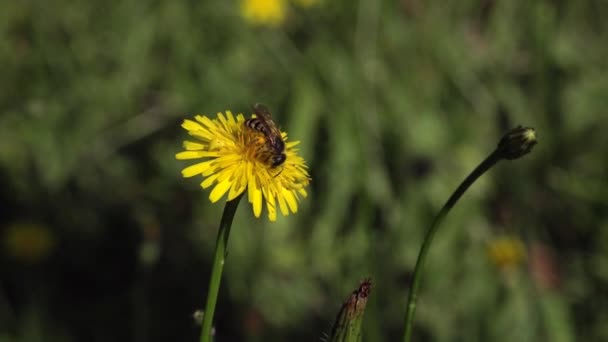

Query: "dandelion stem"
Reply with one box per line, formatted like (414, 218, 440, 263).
(402, 150, 501, 342)
(402, 126, 537, 342)
(200, 193, 244, 342)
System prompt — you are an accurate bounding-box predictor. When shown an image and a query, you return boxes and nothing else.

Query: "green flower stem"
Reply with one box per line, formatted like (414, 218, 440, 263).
(402, 126, 537, 342)
(402, 150, 502, 342)
(200, 193, 244, 342)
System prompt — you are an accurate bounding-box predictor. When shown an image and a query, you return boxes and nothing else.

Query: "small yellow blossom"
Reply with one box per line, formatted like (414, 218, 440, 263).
(176, 111, 310, 221)
(241, 0, 287, 26)
(3, 222, 55, 263)
(487, 236, 527, 270)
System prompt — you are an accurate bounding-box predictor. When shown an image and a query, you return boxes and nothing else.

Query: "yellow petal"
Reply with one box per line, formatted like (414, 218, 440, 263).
(202, 162, 222, 177)
(181, 162, 212, 177)
(286, 140, 300, 148)
(282, 188, 298, 213)
(277, 192, 289, 216)
(176, 151, 216, 160)
(217, 112, 228, 129)
(262, 185, 277, 219)
(196, 115, 217, 130)
(201, 172, 221, 189)
(216, 165, 236, 183)
(189, 129, 213, 141)
(183, 141, 206, 150)
(228, 167, 247, 200)
(249, 174, 263, 218)
(266, 195, 277, 221)
(182, 119, 204, 131)
(205, 138, 223, 151)
(246, 163, 254, 203)
(236, 163, 249, 190)
(213, 154, 243, 169)
(209, 179, 232, 203)
(226, 111, 236, 126)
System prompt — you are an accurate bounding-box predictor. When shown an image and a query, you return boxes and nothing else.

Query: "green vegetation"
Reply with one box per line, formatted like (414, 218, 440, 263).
(1, 1, 607, 341)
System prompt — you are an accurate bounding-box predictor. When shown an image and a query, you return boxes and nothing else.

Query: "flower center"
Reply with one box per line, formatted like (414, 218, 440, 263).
(240, 129, 275, 167)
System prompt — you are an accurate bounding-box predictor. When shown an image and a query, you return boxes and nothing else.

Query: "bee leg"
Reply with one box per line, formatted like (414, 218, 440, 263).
(272, 168, 283, 178)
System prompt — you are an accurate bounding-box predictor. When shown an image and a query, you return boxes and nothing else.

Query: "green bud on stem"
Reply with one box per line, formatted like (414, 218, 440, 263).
(496, 126, 538, 160)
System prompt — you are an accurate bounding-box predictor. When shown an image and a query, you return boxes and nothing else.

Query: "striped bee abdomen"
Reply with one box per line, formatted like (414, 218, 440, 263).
(245, 118, 269, 135)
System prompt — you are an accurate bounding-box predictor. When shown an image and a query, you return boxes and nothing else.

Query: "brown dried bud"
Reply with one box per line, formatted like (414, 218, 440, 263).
(328, 278, 373, 342)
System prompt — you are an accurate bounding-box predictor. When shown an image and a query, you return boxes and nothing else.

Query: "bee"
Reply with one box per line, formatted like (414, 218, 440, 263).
(245, 103, 286, 167)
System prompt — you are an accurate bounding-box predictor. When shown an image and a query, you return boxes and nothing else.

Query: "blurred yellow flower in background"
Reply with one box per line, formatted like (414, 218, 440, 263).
(3, 222, 55, 264)
(486, 235, 527, 270)
(176, 111, 310, 221)
(241, 0, 287, 26)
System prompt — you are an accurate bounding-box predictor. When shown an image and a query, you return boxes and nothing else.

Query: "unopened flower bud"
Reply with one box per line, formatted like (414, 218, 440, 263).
(497, 126, 538, 160)
(328, 278, 372, 341)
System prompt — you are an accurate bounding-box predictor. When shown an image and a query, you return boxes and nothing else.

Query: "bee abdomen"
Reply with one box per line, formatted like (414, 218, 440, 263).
(245, 118, 268, 134)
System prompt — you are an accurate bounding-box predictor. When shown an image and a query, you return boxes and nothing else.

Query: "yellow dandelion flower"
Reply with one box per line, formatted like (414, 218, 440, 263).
(487, 236, 527, 270)
(176, 110, 310, 221)
(240, 0, 287, 26)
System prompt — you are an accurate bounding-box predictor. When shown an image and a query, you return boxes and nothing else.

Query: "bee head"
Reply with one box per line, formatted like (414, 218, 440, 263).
(270, 153, 286, 167)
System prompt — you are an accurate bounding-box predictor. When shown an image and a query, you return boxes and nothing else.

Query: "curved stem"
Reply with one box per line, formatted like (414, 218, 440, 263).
(200, 193, 244, 342)
(402, 150, 502, 342)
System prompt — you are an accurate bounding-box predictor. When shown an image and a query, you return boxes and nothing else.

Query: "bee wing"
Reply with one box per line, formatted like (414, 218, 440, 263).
(267, 120, 282, 137)
(252, 103, 273, 120)
(252, 103, 282, 137)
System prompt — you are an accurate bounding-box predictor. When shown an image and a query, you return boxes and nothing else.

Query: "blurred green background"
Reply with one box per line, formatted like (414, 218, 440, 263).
(1, 0, 607, 341)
